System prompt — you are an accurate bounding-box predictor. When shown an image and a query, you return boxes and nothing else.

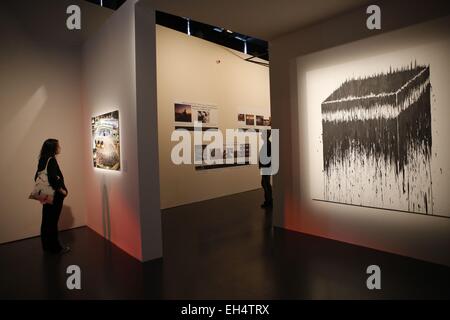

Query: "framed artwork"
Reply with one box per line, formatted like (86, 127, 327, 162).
(92, 110, 120, 170)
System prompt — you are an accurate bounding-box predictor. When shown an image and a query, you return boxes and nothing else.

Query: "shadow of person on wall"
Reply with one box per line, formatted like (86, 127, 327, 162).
(59, 205, 75, 246)
(102, 182, 111, 241)
(59, 205, 74, 230)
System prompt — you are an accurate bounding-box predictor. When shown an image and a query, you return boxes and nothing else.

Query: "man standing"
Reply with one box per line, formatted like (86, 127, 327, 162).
(259, 130, 273, 208)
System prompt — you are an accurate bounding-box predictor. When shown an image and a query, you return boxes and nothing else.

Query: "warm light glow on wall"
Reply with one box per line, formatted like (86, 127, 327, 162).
(1, 86, 47, 164)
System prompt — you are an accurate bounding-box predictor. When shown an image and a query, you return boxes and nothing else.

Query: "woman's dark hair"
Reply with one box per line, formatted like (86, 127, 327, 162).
(39, 139, 59, 160)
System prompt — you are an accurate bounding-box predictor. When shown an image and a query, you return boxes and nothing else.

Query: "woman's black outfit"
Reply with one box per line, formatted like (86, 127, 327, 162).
(34, 157, 67, 253)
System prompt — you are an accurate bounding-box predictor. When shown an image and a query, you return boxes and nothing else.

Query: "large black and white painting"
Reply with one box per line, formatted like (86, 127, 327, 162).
(298, 17, 450, 218)
(321, 63, 432, 214)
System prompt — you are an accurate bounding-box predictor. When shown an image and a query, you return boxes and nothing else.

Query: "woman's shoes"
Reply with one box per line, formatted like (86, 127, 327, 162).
(59, 246, 71, 254)
(43, 245, 71, 255)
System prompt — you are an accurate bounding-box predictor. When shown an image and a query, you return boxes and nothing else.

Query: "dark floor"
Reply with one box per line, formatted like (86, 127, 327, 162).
(1, 189, 450, 299)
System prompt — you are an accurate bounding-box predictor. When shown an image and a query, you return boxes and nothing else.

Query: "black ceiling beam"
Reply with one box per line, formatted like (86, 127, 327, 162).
(155, 11, 269, 62)
(83, 1, 269, 61)
(84, 0, 126, 10)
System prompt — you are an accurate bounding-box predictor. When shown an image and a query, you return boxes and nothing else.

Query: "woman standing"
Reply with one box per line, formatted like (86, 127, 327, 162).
(35, 139, 70, 254)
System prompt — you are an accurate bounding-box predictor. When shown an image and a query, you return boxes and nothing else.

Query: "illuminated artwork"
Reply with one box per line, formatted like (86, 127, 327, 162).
(300, 19, 450, 217)
(92, 110, 120, 170)
(321, 64, 432, 213)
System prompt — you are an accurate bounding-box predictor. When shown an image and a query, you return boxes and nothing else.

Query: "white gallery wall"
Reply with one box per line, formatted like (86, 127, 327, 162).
(0, 0, 111, 244)
(82, 0, 162, 261)
(270, 0, 450, 266)
(156, 25, 271, 209)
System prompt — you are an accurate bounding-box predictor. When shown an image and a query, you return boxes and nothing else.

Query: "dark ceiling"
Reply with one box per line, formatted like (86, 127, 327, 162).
(85, 0, 126, 10)
(84, 0, 269, 62)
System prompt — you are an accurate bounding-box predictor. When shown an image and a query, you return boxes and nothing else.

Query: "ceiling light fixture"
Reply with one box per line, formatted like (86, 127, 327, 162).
(184, 17, 191, 36)
(234, 36, 248, 54)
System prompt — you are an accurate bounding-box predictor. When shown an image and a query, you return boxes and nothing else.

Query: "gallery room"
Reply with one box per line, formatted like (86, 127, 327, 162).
(0, 0, 450, 302)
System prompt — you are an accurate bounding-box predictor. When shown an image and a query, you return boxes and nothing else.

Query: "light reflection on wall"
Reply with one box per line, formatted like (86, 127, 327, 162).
(1, 86, 47, 165)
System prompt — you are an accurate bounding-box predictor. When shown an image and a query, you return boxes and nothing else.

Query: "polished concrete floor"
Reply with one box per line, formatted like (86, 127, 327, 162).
(1, 189, 450, 299)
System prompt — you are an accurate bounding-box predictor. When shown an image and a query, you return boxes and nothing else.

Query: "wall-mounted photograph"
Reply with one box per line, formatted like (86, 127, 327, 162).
(194, 144, 251, 170)
(92, 110, 120, 171)
(174, 103, 192, 122)
(197, 110, 210, 123)
(256, 115, 264, 126)
(174, 102, 219, 130)
(246, 114, 255, 126)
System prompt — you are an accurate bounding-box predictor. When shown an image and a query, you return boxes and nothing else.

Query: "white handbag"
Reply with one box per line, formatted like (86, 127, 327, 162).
(29, 157, 55, 205)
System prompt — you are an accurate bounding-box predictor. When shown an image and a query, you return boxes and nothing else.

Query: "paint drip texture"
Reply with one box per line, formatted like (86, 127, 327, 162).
(322, 63, 432, 214)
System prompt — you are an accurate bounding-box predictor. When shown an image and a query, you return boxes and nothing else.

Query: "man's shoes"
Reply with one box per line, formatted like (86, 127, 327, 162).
(261, 202, 273, 209)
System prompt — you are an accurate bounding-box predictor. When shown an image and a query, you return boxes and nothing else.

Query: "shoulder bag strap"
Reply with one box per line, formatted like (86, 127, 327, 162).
(44, 157, 53, 172)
